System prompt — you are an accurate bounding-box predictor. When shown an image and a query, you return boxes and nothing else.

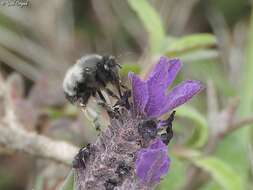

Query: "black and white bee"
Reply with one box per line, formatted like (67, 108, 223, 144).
(72, 144, 91, 169)
(160, 111, 176, 145)
(138, 119, 158, 144)
(63, 54, 122, 107)
(137, 111, 176, 146)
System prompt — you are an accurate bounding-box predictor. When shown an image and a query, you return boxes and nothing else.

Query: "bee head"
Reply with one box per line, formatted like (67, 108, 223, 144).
(101, 55, 121, 71)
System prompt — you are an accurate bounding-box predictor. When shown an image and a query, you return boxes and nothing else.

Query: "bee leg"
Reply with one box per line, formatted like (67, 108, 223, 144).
(120, 83, 129, 90)
(97, 90, 107, 103)
(105, 88, 119, 100)
(96, 90, 119, 117)
(116, 80, 123, 98)
(114, 90, 131, 109)
(84, 108, 102, 132)
(93, 116, 101, 132)
(117, 80, 130, 99)
(97, 100, 118, 118)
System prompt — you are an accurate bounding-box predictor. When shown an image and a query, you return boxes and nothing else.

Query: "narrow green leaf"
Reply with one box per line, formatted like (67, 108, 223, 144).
(200, 181, 226, 190)
(179, 49, 219, 62)
(176, 105, 208, 148)
(214, 134, 248, 177)
(193, 157, 244, 190)
(128, 0, 166, 53)
(165, 34, 217, 56)
(58, 170, 74, 190)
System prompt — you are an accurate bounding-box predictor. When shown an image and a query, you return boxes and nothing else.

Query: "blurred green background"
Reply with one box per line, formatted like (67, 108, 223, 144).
(0, 0, 253, 190)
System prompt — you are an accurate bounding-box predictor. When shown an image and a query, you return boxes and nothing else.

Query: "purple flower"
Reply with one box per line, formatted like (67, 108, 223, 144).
(72, 56, 204, 190)
(129, 56, 204, 117)
(130, 56, 204, 185)
(135, 138, 170, 185)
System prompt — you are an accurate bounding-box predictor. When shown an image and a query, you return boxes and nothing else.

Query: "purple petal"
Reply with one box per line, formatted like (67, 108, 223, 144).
(128, 72, 148, 115)
(159, 80, 204, 116)
(135, 138, 170, 185)
(147, 57, 182, 87)
(129, 56, 203, 117)
(166, 58, 182, 86)
(145, 57, 182, 117)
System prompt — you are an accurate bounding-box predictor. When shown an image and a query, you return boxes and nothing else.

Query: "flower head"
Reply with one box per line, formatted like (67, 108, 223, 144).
(72, 56, 203, 190)
(130, 56, 204, 185)
(129, 56, 203, 117)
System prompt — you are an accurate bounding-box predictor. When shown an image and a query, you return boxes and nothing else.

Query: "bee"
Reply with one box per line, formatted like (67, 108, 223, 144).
(63, 54, 122, 107)
(160, 111, 176, 145)
(72, 144, 91, 169)
(104, 178, 118, 190)
(115, 161, 131, 178)
(138, 119, 158, 144)
(137, 111, 176, 146)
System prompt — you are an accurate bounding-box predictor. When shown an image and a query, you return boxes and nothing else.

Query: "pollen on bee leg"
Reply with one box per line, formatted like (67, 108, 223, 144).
(83, 107, 102, 131)
(79, 103, 86, 115)
(104, 88, 119, 100)
(97, 101, 119, 118)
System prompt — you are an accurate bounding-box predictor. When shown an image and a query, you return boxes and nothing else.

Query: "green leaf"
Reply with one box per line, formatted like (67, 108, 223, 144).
(120, 63, 141, 76)
(165, 34, 217, 56)
(179, 49, 219, 63)
(193, 157, 244, 190)
(176, 105, 208, 148)
(58, 170, 74, 190)
(200, 181, 224, 190)
(214, 134, 248, 184)
(128, 0, 166, 53)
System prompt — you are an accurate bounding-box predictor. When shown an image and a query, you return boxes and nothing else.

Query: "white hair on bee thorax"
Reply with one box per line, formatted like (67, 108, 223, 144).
(63, 64, 82, 96)
(62, 54, 102, 96)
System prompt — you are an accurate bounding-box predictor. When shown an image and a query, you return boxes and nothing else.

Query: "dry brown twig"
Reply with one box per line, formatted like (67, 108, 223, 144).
(0, 122, 78, 165)
(0, 75, 78, 166)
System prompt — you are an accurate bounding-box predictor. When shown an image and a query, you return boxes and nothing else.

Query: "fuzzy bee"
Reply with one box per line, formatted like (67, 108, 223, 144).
(72, 144, 91, 169)
(137, 111, 176, 145)
(63, 54, 122, 107)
